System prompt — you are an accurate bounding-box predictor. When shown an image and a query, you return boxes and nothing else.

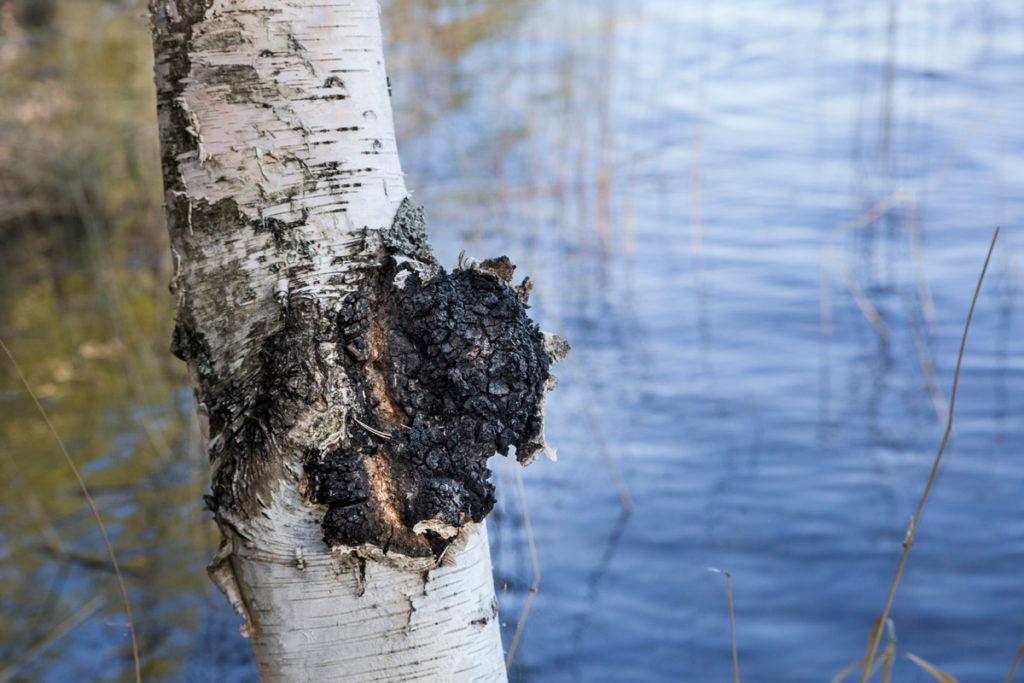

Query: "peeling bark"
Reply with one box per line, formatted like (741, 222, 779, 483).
(149, 0, 564, 680)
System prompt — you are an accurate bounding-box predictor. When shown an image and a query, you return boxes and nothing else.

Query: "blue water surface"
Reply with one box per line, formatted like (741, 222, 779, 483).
(392, 1, 1024, 680)
(2, 0, 1023, 681)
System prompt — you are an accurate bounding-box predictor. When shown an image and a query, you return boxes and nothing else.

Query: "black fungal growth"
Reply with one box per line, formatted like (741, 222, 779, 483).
(304, 239, 561, 557)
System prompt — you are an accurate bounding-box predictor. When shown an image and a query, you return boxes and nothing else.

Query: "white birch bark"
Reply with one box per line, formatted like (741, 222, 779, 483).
(147, 1, 570, 680)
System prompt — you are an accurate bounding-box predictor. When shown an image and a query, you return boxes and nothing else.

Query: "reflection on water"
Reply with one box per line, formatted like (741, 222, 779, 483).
(2, 0, 1024, 680)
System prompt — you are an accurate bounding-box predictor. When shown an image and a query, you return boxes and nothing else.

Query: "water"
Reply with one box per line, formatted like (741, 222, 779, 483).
(2, 0, 1024, 680)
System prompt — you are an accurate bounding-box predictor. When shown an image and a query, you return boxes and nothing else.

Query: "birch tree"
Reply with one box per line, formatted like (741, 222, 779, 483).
(148, 0, 566, 680)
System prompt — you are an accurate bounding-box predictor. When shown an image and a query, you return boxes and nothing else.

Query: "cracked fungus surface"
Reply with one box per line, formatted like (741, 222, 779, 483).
(305, 260, 561, 557)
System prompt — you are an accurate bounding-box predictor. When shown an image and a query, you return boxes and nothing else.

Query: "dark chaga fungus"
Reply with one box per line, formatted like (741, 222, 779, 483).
(304, 226, 565, 558)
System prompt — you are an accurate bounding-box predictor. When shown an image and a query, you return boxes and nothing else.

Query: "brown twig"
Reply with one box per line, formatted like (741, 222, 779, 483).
(0, 338, 141, 683)
(859, 226, 999, 682)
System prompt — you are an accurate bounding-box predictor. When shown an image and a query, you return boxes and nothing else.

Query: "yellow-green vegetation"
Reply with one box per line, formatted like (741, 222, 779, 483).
(0, 1, 202, 678)
(0, 0, 165, 267)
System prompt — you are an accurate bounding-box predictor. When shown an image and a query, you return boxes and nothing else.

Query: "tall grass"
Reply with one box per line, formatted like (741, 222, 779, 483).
(826, 227, 1002, 683)
(708, 568, 740, 683)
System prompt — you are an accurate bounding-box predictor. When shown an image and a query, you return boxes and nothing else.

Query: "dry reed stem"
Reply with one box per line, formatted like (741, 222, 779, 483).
(595, 4, 617, 255)
(904, 652, 959, 682)
(830, 622, 893, 683)
(859, 226, 999, 682)
(505, 462, 540, 670)
(519, 261, 634, 511)
(905, 198, 937, 334)
(821, 107, 995, 346)
(820, 100, 995, 340)
(0, 446, 65, 556)
(820, 246, 833, 355)
(820, 187, 915, 344)
(1005, 635, 1024, 683)
(906, 297, 949, 425)
(829, 188, 913, 243)
(0, 338, 141, 683)
(832, 659, 863, 683)
(821, 189, 902, 344)
(0, 597, 104, 683)
(902, 196, 947, 423)
(708, 568, 740, 683)
(819, 189, 950, 423)
(879, 620, 896, 683)
(580, 379, 635, 512)
(840, 262, 892, 340)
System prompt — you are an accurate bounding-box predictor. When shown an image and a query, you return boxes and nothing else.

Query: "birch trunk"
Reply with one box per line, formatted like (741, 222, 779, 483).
(148, 1, 566, 680)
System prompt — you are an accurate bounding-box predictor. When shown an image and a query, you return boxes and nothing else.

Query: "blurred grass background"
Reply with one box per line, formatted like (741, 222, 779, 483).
(0, 1, 529, 678)
(0, 6, 202, 678)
